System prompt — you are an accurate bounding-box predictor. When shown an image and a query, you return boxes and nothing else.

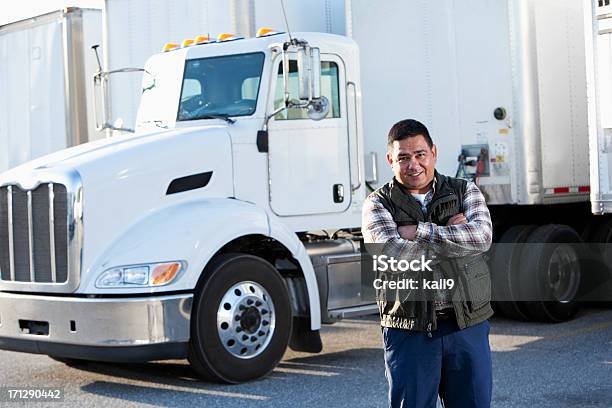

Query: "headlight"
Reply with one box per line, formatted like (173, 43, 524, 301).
(96, 261, 186, 288)
(123, 266, 149, 285)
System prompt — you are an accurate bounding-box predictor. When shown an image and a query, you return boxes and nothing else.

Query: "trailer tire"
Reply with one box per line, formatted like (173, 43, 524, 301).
(188, 253, 292, 383)
(518, 225, 581, 322)
(581, 219, 612, 306)
(490, 225, 535, 321)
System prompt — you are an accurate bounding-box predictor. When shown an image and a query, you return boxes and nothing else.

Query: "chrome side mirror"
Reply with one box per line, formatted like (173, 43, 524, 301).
(311, 48, 321, 100)
(297, 47, 310, 100)
(300, 46, 327, 120)
(297, 46, 322, 101)
(265, 40, 327, 128)
(91, 44, 143, 135)
(307, 96, 329, 121)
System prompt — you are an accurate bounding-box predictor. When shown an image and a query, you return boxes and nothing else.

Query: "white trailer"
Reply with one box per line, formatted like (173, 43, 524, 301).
(589, 0, 612, 214)
(0, 0, 609, 383)
(349, 0, 611, 322)
(0, 8, 102, 173)
(583, 0, 612, 302)
(349, 0, 589, 205)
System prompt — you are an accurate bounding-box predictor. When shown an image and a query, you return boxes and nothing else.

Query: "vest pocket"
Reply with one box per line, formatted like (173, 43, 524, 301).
(461, 257, 491, 313)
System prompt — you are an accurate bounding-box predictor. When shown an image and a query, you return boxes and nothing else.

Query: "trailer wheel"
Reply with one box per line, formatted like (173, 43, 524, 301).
(188, 253, 292, 383)
(490, 225, 535, 321)
(518, 225, 582, 322)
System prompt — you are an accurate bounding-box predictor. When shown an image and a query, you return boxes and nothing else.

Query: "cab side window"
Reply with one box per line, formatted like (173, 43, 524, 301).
(274, 60, 341, 120)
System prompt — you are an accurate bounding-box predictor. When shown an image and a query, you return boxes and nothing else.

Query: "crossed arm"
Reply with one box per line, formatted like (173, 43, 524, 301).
(361, 182, 492, 259)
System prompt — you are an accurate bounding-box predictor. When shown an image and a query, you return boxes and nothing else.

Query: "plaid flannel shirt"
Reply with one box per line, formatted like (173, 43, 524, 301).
(362, 179, 493, 310)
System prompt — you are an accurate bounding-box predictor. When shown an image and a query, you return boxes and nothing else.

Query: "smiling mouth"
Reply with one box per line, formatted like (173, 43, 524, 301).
(407, 172, 423, 177)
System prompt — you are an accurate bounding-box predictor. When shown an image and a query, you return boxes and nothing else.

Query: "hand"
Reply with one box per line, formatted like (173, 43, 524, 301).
(447, 213, 468, 226)
(398, 225, 418, 240)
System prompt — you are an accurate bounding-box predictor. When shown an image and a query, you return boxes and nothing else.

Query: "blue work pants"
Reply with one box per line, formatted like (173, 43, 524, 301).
(383, 319, 492, 408)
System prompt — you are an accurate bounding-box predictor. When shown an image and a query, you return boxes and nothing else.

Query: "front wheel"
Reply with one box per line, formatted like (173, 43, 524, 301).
(188, 253, 292, 383)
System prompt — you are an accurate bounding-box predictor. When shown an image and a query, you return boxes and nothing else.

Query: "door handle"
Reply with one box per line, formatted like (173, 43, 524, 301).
(333, 184, 345, 203)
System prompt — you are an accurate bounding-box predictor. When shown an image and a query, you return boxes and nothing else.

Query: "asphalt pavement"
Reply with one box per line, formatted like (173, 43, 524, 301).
(0, 306, 610, 407)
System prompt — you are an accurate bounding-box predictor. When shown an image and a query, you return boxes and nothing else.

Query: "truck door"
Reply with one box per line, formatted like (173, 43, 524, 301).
(267, 55, 351, 216)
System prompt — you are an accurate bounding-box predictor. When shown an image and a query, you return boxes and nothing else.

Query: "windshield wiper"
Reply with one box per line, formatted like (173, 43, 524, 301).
(199, 114, 236, 125)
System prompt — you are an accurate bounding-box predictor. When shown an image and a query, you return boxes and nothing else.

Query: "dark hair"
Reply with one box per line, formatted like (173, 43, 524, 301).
(387, 119, 434, 149)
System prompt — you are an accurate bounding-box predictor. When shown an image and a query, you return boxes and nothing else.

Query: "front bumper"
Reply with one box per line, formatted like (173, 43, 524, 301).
(0, 291, 192, 362)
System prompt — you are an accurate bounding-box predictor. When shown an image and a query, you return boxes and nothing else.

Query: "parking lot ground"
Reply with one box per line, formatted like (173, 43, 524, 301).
(0, 306, 610, 407)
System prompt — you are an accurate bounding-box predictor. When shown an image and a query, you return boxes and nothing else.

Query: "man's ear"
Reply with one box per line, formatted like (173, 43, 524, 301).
(431, 144, 437, 159)
(386, 152, 393, 166)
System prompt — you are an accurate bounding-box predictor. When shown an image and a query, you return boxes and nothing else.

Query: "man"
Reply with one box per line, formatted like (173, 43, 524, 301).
(362, 119, 494, 408)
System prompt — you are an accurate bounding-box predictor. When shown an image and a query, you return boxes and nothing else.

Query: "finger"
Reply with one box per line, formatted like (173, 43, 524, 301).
(455, 216, 468, 224)
(448, 215, 468, 225)
(447, 214, 462, 225)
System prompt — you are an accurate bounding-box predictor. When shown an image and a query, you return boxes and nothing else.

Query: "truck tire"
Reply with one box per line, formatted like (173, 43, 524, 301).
(581, 219, 612, 306)
(517, 225, 582, 322)
(490, 225, 535, 321)
(188, 253, 292, 383)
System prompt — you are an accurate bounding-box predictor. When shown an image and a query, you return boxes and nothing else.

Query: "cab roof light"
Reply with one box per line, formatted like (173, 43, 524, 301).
(256, 27, 282, 37)
(182, 39, 195, 48)
(217, 33, 243, 42)
(194, 35, 213, 44)
(162, 42, 180, 52)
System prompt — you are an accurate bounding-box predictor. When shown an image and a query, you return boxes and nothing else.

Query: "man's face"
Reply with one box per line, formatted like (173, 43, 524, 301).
(387, 135, 437, 193)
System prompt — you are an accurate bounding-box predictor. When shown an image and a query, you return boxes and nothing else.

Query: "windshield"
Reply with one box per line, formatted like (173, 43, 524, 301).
(177, 52, 265, 121)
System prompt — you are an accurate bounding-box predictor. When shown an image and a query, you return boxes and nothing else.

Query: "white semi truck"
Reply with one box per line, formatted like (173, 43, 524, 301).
(0, 0, 610, 382)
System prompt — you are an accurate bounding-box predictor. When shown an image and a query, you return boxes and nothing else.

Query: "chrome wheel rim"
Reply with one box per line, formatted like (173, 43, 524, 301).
(217, 281, 276, 359)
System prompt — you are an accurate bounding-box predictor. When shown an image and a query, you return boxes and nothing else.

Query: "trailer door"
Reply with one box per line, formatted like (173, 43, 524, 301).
(0, 13, 68, 172)
(587, 0, 612, 213)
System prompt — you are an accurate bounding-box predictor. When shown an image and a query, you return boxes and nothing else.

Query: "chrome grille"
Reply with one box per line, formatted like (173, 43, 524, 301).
(0, 183, 68, 283)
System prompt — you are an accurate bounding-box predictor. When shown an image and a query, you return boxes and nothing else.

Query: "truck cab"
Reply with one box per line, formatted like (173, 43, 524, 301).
(136, 31, 365, 228)
(0, 31, 371, 383)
